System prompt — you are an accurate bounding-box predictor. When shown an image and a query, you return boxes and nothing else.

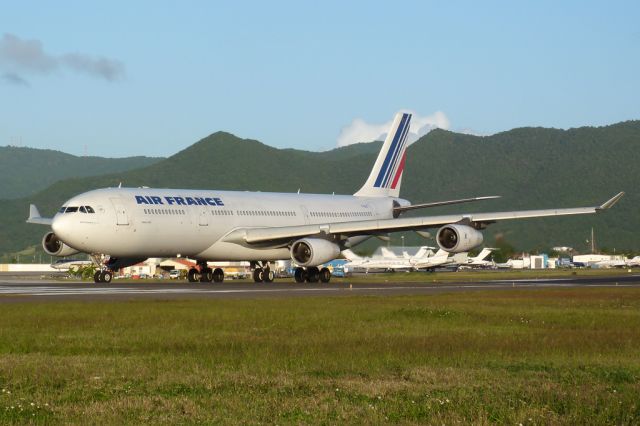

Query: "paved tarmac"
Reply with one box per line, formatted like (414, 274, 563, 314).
(0, 274, 639, 303)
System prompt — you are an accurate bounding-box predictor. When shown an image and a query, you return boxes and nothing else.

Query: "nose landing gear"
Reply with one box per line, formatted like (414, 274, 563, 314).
(93, 269, 113, 283)
(89, 254, 114, 283)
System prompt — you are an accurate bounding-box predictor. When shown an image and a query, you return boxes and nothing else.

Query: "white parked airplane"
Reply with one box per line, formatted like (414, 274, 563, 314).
(592, 258, 627, 268)
(456, 248, 497, 269)
(626, 256, 640, 267)
(411, 249, 452, 271)
(342, 246, 435, 272)
(50, 258, 94, 271)
(27, 113, 624, 284)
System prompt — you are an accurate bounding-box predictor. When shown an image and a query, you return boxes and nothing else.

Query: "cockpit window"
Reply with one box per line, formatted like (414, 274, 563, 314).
(65, 207, 79, 213)
(79, 206, 87, 213)
(59, 207, 67, 213)
(85, 206, 95, 213)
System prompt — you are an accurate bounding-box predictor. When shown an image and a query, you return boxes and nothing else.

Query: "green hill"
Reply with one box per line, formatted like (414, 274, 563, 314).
(1, 121, 638, 258)
(0, 146, 162, 199)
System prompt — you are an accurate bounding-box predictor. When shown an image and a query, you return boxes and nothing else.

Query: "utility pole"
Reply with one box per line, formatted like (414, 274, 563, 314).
(591, 227, 596, 254)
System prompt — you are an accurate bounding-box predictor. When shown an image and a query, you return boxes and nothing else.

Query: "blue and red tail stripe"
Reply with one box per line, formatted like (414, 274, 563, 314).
(381, 118, 411, 188)
(390, 152, 406, 189)
(373, 113, 411, 188)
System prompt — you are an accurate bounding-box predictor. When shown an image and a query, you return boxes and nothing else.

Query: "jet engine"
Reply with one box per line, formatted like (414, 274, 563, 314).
(290, 238, 340, 267)
(436, 224, 483, 253)
(42, 232, 79, 257)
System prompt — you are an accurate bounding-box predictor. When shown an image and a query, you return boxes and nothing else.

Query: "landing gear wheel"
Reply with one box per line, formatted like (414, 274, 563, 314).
(306, 266, 320, 283)
(188, 268, 199, 283)
(294, 267, 306, 283)
(253, 268, 263, 283)
(200, 267, 213, 283)
(263, 268, 275, 283)
(213, 268, 224, 283)
(319, 267, 331, 283)
(93, 270, 103, 283)
(100, 270, 113, 284)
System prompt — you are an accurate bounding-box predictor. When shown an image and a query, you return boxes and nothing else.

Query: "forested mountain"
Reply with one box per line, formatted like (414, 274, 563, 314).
(1, 120, 638, 257)
(0, 146, 162, 198)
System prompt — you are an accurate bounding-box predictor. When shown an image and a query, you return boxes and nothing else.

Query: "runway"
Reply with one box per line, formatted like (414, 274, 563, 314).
(0, 274, 639, 302)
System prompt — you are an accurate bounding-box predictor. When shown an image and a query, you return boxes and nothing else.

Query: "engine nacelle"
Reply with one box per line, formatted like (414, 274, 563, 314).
(436, 224, 484, 253)
(290, 238, 340, 267)
(42, 232, 80, 257)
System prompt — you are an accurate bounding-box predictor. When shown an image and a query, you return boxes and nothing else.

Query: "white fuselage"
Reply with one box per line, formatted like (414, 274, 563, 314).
(52, 188, 397, 261)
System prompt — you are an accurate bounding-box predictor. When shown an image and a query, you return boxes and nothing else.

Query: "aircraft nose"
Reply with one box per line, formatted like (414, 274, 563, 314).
(51, 214, 71, 240)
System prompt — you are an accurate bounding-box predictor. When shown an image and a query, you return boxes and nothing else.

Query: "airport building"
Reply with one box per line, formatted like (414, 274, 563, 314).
(0, 263, 57, 273)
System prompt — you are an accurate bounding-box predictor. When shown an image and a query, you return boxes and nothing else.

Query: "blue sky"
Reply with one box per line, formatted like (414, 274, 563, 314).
(1, 1, 639, 157)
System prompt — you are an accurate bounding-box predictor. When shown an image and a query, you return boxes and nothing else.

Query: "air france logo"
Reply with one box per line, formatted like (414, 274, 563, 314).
(134, 195, 224, 206)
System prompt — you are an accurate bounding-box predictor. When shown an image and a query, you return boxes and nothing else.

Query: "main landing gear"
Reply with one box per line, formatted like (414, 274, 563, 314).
(188, 261, 225, 283)
(251, 262, 332, 284)
(293, 266, 331, 284)
(252, 262, 275, 283)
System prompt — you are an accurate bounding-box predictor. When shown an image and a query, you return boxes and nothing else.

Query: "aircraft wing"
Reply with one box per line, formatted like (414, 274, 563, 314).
(393, 195, 500, 214)
(224, 192, 624, 246)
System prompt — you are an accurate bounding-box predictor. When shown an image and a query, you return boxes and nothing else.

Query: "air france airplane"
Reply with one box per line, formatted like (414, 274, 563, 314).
(27, 113, 624, 284)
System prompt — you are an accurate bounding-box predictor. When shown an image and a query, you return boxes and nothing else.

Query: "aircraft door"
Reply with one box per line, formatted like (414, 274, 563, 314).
(300, 206, 310, 225)
(199, 208, 209, 226)
(110, 198, 129, 226)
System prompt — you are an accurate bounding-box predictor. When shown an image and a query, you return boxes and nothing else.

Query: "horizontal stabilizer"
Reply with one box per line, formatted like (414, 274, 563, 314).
(26, 204, 53, 226)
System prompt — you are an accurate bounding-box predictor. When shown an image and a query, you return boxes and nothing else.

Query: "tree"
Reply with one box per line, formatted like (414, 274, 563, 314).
(493, 235, 517, 264)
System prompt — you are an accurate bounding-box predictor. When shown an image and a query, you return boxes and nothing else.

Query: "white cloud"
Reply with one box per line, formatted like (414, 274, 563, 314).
(337, 110, 450, 147)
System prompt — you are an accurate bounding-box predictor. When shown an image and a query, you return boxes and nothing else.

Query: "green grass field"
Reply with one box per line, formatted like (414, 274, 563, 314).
(1, 288, 639, 424)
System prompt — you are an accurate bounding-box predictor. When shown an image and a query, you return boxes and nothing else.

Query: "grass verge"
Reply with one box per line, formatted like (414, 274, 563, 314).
(0, 287, 639, 424)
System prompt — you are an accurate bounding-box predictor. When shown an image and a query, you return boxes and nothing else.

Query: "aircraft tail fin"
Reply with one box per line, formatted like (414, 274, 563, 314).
(341, 249, 362, 261)
(472, 248, 495, 262)
(354, 112, 412, 198)
(433, 249, 449, 259)
(380, 246, 397, 258)
(411, 246, 432, 260)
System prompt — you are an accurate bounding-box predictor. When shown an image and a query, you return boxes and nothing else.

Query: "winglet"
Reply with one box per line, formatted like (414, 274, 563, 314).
(597, 192, 625, 210)
(26, 204, 53, 225)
